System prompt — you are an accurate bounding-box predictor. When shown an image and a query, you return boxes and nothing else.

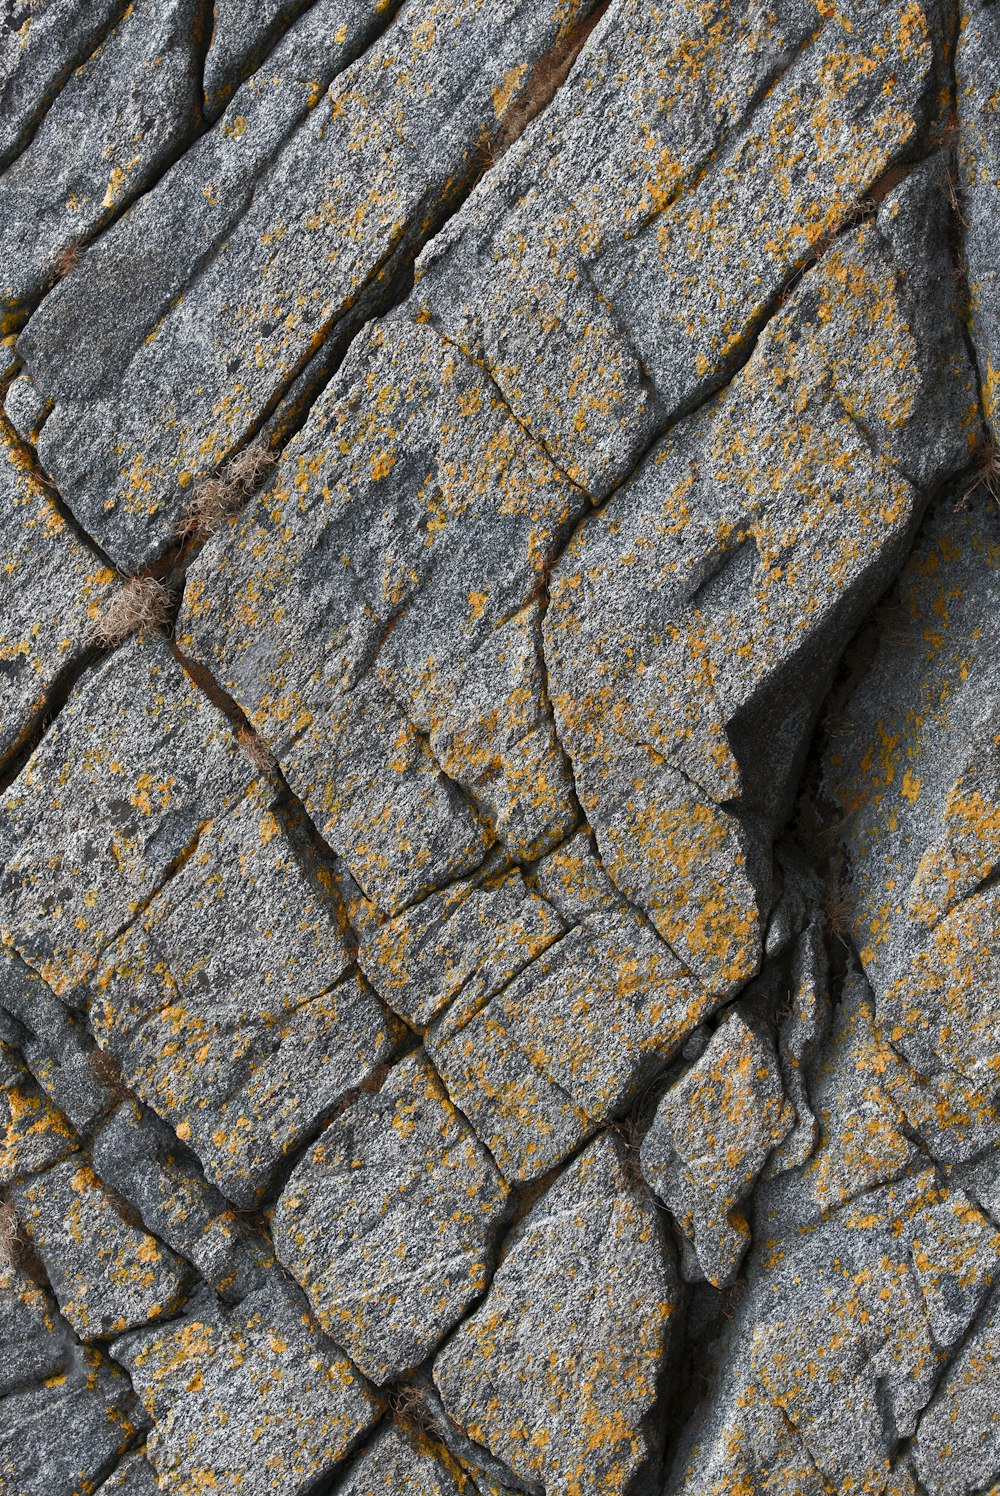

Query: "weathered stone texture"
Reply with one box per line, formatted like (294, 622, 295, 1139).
(0, 0, 997, 1488)
(274, 1052, 510, 1383)
(434, 1134, 677, 1494)
(115, 1285, 380, 1495)
(0, 413, 113, 762)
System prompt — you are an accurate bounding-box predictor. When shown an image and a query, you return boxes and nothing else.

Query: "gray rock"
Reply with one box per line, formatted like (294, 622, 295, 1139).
(545, 158, 977, 998)
(358, 867, 565, 1029)
(89, 778, 399, 1205)
(0, 1259, 72, 1396)
(0, 1038, 77, 1184)
(0, 0, 126, 172)
(329, 1419, 505, 1495)
(180, 315, 583, 886)
(18, 0, 396, 405)
(413, 0, 950, 488)
(91, 1098, 274, 1302)
(2, 373, 49, 442)
(274, 1051, 510, 1383)
(0, 0, 200, 326)
(669, 1162, 1000, 1494)
(0, 412, 113, 765)
(28, 0, 607, 568)
(768, 893, 830, 1174)
(640, 1004, 795, 1287)
(958, 0, 1000, 442)
(93, 1450, 161, 1495)
(203, 0, 310, 115)
(0, 1261, 143, 1496)
(824, 489, 1000, 1155)
(915, 1282, 1000, 1494)
(0, 636, 255, 1000)
(0, 945, 123, 1133)
(434, 1132, 676, 1495)
(115, 1284, 380, 1494)
(9, 1153, 190, 1339)
(410, 834, 714, 1184)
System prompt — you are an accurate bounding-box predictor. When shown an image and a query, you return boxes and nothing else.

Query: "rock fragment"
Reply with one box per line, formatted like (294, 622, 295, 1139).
(93, 1450, 161, 1495)
(0, 636, 255, 999)
(434, 1133, 676, 1495)
(18, 0, 396, 405)
(9, 1155, 190, 1339)
(0, 1038, 77, 1184)
(330, 1419, 506, 1495)
(91, 1099, 274, 1302)
(0, 0, 201, 326)
(90, 779, 397, 1205)
(181, 316, 584, 886)
(0, 412, 113, 764)
(957, 0, 1000, 438)
(359, 832, 720, 1184)
(26, 0, 607, 567)
(0, 0, 127, 170)
(545, 159, 977, 999)
(640, 1005, 795, 1287)
(274, 1052, 510, 1383)
(915, 1283, 1000, 1495)
(116, 1284, 380, 1495)
(0, 1261, 142, 1496)
(824, 488, 1000, 1158)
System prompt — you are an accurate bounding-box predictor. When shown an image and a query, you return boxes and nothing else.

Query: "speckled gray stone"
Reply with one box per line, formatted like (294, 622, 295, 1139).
(275, 1050, 510, 1382)
(115, 1284, 380, 1495)
(9, 1154, 190, 1339)
(434, 1133, 677, 1495)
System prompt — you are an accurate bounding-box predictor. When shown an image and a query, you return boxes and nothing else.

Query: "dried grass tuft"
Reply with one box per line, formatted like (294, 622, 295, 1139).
(178, 442, 277, 541)
(824, 883, 854, 949)
(0, 1202, 22, 1269)
(237, 726, 277, 774)
(91, 576, 173, 648)
(51, 244, 80, 282)
(961, 441, 1000, 508)
(388, 1382, 433, 1433)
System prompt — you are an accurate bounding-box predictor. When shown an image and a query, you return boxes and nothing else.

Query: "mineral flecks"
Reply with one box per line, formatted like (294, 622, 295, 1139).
(0, 0, 998, 1490)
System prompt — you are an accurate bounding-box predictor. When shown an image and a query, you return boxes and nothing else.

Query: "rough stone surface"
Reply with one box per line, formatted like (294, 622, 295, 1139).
(958, 0, 1000, 440)
(9, 1154, 190, 1339)
(329, 1419, 504, 1495)
(115, 1284, 380, 1495)
(0, 0, 997, 1489)
(89, 777, 398, 1205)
(0, 412, 113, 762)
(640, 1004, 795, 1287)
(0, 636, 256, 999)
(434, 1134, 677, 1494)
(24, 0, 609, 569)
(0, 0, 201, 327)
(0, 1260, 143, 1496)
(274, 1051, 510, 1383)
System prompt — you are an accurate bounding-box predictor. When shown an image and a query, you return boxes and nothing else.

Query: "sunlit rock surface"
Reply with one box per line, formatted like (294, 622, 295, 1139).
(0, 0, 997, 1491)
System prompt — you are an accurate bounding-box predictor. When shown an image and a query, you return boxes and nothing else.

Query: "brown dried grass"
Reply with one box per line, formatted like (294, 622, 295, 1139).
(91, 576, 173, 648)
(236, 726, 277, 774)
(0, 1202, 22, 1269)
(178, 442, 277, 541)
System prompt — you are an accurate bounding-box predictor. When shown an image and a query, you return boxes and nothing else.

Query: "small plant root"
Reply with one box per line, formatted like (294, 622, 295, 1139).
(960, 440, 1000, 507)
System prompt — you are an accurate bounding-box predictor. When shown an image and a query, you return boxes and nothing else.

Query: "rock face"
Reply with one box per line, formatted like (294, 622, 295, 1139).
(434, 1134, 677, 1495)
(0, 0, 997, 1491)
(273, 1051, 511, 1384)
